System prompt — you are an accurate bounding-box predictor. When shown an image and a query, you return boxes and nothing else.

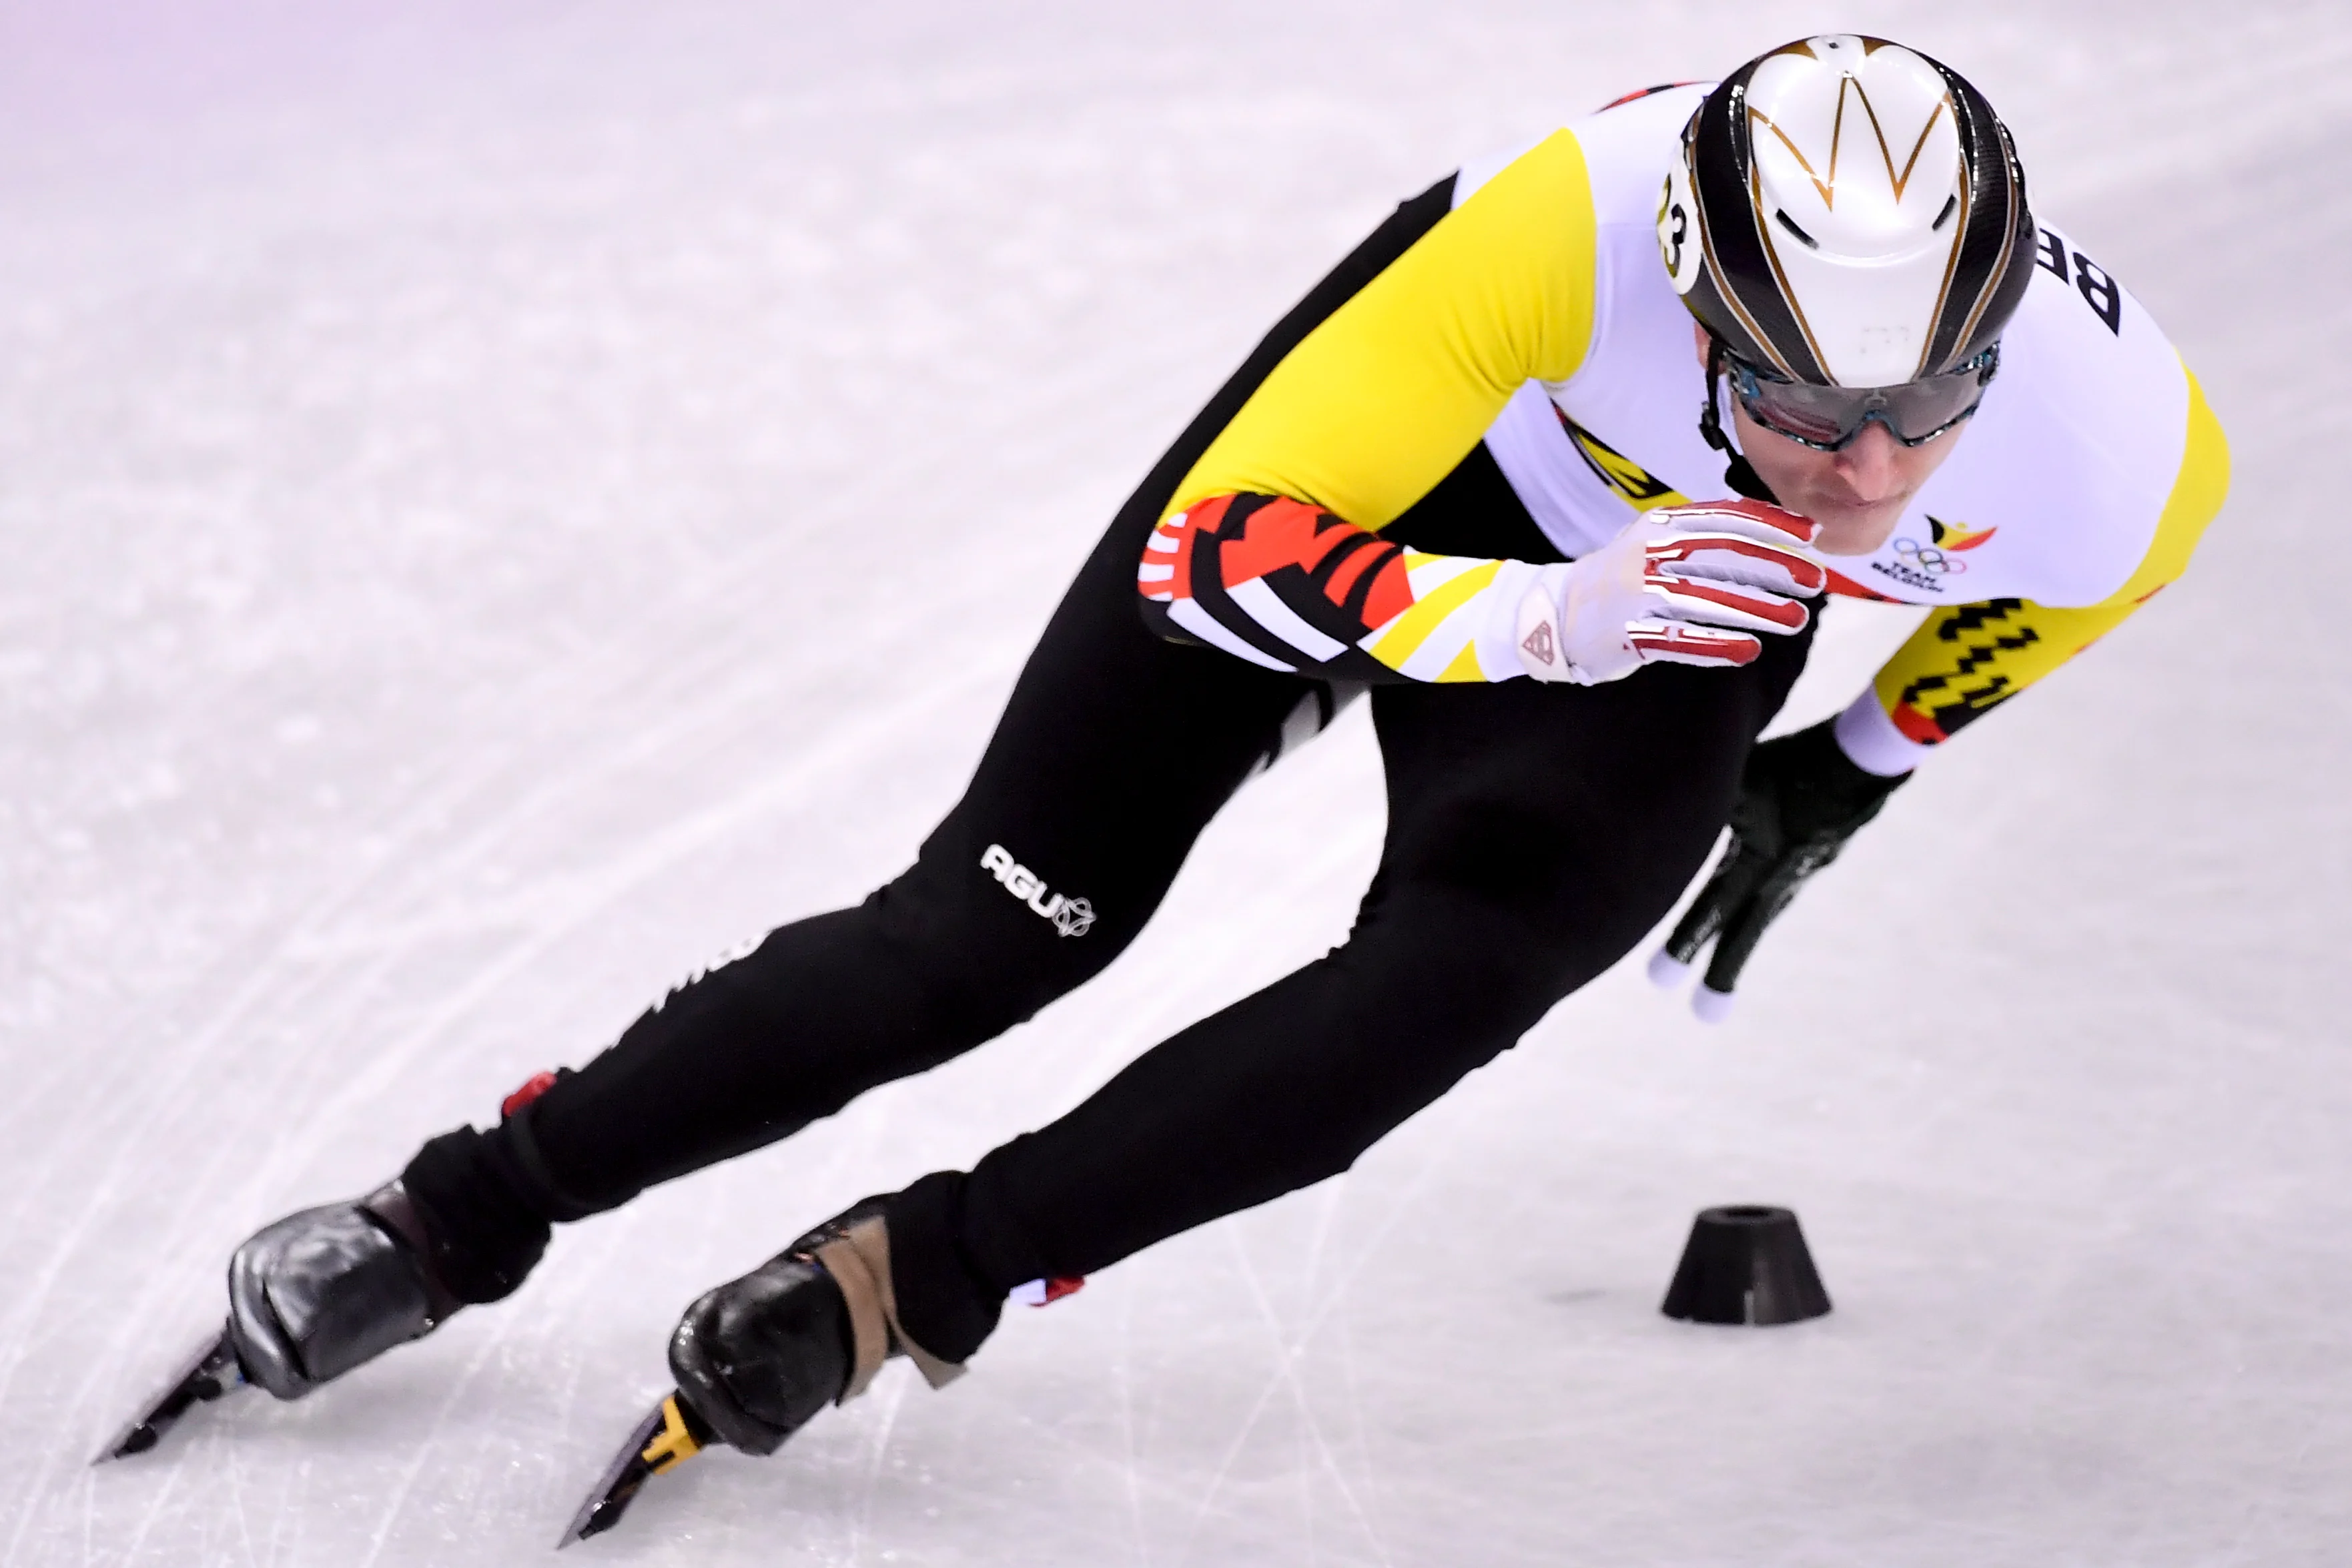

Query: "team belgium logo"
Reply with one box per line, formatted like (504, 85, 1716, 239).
(1872, 514, 1996, 592)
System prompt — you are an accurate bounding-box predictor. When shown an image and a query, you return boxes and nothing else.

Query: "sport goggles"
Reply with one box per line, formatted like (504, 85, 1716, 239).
(1723, 344, 2000, 452)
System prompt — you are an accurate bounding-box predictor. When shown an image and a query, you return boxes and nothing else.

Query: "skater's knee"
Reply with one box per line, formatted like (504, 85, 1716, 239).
(1356, 832, 1671, 1036)
(866, 853, 1126, 1039)
(888, 932, 1052, 1043)
(1351, 895, 1585, 1037)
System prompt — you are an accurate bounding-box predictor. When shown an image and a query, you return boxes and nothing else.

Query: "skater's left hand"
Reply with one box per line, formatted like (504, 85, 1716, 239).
(1647, 718, 1907, 1022)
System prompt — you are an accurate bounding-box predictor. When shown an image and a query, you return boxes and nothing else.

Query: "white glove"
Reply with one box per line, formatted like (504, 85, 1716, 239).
(1512, 499, 1826, 685)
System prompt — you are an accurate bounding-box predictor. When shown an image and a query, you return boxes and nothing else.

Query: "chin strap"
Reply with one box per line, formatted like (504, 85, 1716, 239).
(1696, 333, 1782, 506)
(1721, 454, 1778, 504)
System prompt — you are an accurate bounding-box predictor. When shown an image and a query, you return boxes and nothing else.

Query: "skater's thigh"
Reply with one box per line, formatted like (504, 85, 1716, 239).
(885, 507, 1319, 973)
(1365, 631, 1814, 998)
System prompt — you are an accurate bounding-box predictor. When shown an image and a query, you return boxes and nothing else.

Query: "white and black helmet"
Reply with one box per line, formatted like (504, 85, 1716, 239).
(1659, 35, 2034, 388)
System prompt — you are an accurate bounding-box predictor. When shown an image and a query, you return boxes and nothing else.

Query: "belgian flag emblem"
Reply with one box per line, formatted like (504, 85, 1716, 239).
(1926, 516, 1996, 552)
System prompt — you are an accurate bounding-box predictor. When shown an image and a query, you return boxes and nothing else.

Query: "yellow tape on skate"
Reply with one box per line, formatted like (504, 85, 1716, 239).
(642, 1395, 703, 1473)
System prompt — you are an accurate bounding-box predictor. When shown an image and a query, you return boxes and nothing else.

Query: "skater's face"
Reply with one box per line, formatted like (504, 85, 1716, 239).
(1695, 324, 1966, 557)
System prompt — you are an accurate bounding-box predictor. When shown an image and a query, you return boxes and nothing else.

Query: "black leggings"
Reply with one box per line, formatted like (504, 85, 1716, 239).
(408, 187, 1814, 1362)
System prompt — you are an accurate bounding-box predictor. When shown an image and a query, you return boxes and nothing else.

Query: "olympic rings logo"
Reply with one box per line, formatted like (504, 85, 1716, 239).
(1892, 537, 1967, 574)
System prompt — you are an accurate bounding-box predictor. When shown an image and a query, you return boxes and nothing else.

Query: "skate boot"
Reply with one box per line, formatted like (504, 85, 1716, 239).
(99, 1080, 568, 1460)
(668, 1197, 968, 1455)
(226, 1180, 463, 1399)
(225, 1092, 562, 1401)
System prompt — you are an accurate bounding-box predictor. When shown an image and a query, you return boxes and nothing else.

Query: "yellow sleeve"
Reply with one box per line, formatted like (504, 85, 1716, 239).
(1168, 130, 1600, 530)
(1870, 364, 2231, 745)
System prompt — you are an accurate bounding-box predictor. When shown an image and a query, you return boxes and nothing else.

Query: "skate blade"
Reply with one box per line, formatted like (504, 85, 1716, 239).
(91, 1324, 248, 1463)
(556, 1391, 709, 1549)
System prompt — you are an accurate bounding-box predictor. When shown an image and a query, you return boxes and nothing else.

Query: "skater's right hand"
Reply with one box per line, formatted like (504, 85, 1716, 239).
(1513, 498, 1824, 685)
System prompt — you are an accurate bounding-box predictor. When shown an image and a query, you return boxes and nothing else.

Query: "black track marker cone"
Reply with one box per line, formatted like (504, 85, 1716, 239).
(1660, 1206, 1831, 1325)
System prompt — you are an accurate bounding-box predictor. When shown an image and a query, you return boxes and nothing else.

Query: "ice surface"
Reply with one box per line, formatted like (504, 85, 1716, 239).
(3, 2, 2349, 1563)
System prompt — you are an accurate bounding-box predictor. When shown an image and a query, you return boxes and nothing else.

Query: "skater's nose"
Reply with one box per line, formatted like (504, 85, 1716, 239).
(1831, 422, 1903, 504)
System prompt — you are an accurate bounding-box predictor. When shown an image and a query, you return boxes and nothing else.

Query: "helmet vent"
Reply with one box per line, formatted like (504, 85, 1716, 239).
(1932, 193, 1958, 231)
(1772, 209, 1819, 250)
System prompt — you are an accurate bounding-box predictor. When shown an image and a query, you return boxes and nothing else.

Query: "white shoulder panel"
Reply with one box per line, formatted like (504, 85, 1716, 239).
(1565, 84, 1708, 219)
(1861, 227, 2189, 607)
(1468, 87, 1735, 559)
(1543, 88, 1735, 542)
